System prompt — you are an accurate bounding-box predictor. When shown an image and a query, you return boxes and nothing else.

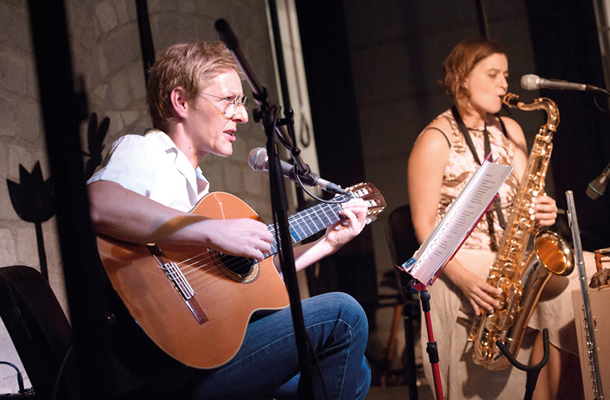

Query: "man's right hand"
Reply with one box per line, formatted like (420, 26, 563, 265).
(203, 218, 272, 261)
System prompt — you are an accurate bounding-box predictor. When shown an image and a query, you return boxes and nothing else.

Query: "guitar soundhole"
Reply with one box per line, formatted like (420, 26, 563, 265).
(216, 253, 260, 284)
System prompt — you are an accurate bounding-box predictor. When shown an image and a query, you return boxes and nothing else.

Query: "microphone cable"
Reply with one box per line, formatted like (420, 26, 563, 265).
(0, 361, 34, 398)
(266, 106, 350, 205)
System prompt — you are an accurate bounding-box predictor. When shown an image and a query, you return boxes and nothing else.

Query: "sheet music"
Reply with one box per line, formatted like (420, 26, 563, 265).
(400, 160, 513, 286)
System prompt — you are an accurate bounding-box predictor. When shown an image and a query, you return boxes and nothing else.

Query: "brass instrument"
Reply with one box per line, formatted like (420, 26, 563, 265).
(590, 247, 610, 289)
(468, 93, 574, 370)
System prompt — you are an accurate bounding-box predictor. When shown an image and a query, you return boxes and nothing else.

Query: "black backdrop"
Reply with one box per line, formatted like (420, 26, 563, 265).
(295, 1, 380, 322)
(527, 0, 610, 251)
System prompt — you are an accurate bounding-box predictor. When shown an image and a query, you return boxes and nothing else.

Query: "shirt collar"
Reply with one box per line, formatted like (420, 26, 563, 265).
(145, 129, 210, 195)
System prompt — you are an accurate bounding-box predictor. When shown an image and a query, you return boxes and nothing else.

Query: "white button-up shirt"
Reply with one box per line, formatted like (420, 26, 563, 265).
(87, 129, 209, 212)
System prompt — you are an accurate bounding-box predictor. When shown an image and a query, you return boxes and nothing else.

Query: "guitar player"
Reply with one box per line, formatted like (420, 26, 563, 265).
(87, 41, 371, 400)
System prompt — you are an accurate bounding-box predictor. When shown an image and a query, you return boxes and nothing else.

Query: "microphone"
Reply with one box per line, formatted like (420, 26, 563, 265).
(248, 147, 346, 194)
(586, 162, 610, 200)
(521, 74, 608, 94)
(215, 19, 239, 51)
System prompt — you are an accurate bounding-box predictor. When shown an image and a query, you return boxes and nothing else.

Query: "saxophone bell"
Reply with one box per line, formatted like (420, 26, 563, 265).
(470, 231, 574, 370)
(532, 231, 574, 277)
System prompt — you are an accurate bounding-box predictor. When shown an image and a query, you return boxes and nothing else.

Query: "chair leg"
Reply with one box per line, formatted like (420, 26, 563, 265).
(380, 303, 404, 388)
(403, 300, 419, 400)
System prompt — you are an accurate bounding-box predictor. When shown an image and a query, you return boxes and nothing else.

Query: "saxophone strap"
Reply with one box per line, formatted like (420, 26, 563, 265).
(451, 106, 507, 231)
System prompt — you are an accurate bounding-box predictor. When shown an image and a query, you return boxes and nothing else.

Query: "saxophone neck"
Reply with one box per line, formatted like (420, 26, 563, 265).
(501, 93, 560, 133)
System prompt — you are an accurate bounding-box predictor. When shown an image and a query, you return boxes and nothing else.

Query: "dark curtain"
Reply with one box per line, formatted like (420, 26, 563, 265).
(295, 1, 379, 322)
(527, 0, 610, 251)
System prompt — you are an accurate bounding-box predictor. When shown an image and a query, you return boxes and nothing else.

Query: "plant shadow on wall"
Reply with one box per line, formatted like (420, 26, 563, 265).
(5, 113, 109, 282)
(83, 113, 109, 181)
(6, 162, 54, 281)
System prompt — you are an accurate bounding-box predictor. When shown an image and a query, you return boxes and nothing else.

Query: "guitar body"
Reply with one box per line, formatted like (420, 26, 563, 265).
(97, 192, 290, 369)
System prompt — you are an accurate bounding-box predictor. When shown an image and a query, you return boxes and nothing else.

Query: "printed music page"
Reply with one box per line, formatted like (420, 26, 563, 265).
(400, 160, 513, 286)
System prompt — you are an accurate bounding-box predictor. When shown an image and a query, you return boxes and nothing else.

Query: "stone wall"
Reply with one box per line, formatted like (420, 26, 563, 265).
(0, 0, 278, 392)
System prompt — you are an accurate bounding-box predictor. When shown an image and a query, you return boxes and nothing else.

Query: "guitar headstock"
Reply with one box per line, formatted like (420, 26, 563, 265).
(345, 182, 387, 224)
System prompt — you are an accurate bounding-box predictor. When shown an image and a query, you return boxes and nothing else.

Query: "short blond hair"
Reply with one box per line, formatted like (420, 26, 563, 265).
(441, 38, 506, 109)
(147, 41, 242, 130)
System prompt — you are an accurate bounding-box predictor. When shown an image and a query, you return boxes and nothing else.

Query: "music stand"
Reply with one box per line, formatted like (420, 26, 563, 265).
(408, 282, 444, 400)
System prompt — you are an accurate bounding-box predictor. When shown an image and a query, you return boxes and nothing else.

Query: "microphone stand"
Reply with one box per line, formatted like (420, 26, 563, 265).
(215, 19, 317, 399)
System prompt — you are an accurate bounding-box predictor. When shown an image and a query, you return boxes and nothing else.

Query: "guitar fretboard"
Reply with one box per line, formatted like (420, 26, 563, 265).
(266, 193, 351, 256)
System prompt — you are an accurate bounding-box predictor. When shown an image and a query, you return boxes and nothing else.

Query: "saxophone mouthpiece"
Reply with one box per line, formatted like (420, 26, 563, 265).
(502, 93, 520, 108)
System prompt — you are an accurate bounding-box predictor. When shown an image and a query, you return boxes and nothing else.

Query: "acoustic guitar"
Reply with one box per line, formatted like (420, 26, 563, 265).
(97, 183, 385, 369)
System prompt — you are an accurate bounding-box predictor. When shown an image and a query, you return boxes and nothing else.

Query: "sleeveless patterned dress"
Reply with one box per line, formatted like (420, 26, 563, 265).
(434, 108, 521, 250)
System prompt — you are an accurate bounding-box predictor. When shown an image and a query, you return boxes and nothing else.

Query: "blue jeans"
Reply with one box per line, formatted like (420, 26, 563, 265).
(182, 292, 371, 400)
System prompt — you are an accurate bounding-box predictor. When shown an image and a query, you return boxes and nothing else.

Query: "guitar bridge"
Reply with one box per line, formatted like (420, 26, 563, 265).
(147, 244, 208, 324)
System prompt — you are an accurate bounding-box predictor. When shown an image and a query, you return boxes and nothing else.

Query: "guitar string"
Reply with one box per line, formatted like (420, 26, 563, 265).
(171, 202, 347, 287)
(176, 188, 384, 282)
(180, 204, 344, 277)
(162, 189, 380, 290)
(165, 192, 381, 294)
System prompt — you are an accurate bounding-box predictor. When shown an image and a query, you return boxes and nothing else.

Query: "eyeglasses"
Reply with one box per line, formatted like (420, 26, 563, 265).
(201, 92, 248, 119)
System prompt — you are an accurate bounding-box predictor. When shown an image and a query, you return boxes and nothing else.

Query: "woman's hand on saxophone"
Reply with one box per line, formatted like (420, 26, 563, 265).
(534, 195, 558, 226)
(443, 261, 503, 316)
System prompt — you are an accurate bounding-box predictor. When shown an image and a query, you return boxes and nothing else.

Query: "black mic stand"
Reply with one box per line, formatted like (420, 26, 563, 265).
(215, 19, 317, 399)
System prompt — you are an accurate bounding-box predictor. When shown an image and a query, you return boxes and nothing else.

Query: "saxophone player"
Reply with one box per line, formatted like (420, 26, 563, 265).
(407, 37, 597, 399)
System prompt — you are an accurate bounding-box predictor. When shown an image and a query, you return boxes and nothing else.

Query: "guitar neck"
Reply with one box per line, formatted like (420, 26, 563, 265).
(266, 193, 351, 256)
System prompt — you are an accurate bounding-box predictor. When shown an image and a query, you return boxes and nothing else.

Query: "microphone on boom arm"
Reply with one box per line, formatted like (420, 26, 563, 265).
(248, 147, 346, 195)
(521, 74, 609, 95)
(586, 162, 610, 200)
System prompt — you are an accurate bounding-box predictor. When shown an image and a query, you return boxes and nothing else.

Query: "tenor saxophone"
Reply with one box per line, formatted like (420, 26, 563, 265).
(468, 93, 575, 370)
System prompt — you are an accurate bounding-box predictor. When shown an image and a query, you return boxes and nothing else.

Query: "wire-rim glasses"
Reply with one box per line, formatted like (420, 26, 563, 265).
(201, 92, 248, 119)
